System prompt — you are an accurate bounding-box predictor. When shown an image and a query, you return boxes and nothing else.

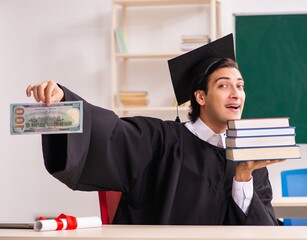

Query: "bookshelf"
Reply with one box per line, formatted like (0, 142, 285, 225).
(111, 0, 221, 120)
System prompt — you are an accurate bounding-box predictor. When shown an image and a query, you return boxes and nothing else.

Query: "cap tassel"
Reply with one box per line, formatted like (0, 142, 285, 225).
(175, 105, 181, 123)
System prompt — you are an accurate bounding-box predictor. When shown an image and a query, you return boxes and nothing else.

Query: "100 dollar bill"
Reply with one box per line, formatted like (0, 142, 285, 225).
(10, 101, 83, 135)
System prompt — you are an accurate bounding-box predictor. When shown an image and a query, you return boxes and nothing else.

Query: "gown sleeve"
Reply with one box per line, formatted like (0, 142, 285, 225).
(245, 167, 278, 225)
(42, 85, 166, 192)
(225, 167, 278, 225)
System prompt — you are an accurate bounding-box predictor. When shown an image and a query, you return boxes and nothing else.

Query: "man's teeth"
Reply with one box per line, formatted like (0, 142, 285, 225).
(226, 105, 239, 109)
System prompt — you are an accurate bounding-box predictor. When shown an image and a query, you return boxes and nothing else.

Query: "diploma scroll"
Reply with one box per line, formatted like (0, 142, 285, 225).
(34, 215, 102, 232)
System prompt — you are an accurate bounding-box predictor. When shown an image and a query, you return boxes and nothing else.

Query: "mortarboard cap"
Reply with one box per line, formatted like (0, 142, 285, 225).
(168, 33, 235, 105)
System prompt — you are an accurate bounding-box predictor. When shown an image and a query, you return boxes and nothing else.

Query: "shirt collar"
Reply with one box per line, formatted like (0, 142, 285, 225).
(185, 118, 226, 148)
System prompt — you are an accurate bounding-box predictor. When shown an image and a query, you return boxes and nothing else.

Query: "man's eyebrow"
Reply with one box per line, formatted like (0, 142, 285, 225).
(214, 77, 244, 83)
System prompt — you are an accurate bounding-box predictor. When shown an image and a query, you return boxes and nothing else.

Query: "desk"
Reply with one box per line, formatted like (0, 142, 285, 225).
(0, 225, 307, 240)
(272, 197, 307, 218)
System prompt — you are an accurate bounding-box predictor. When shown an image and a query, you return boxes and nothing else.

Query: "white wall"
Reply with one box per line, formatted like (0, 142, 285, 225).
(1, 0, 307, 222)
(221, 0, 307, 35)
(0, 0, 110, 221)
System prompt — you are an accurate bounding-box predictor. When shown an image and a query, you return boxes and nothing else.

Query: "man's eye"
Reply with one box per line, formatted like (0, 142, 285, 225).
(237, 84, 245, 90)
(219, 84, 228, 88)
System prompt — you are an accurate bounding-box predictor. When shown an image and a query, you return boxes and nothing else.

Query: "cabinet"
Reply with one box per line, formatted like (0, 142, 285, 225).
(111, 0, 221, 120)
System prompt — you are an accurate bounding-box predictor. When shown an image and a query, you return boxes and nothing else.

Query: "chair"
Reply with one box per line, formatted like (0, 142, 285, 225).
(98, 191, 122, 224)
(281, 168, 307, 225)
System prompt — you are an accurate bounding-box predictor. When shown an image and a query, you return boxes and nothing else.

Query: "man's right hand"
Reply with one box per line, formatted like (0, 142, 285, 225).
(26, 80, 64, 106)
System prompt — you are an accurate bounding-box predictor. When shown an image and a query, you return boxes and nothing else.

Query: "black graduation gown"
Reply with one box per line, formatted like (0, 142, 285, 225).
(42, 86, 278, 225)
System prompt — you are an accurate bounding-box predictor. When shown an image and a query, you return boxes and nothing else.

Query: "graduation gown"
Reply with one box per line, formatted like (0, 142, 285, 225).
(42, 86, 278, 225)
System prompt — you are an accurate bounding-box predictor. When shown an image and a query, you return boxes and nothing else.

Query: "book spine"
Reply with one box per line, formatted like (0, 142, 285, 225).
(115, 27, 127, 53)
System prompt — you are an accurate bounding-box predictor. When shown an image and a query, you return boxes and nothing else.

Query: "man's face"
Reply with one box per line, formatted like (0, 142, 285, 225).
(200, 67, 245, 133)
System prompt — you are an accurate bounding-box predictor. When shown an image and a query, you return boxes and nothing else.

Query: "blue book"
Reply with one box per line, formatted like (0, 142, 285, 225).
(114, 27, 127, 53)
(226, 126, 296, 137)
(226, 134, 296, 148)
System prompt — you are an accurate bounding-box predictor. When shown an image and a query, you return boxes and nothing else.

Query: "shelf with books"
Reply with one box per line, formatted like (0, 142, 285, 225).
(111, 0, 221, 120)
(180, 34, 211, 52)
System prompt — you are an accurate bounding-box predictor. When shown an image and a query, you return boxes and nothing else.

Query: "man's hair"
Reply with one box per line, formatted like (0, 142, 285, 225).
(188, 58, 239, 122)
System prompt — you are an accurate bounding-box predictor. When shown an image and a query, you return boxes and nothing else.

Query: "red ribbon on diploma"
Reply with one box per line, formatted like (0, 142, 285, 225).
(39, 213, 78, 230)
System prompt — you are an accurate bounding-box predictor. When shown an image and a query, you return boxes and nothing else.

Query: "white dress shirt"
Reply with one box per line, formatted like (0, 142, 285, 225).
(185, 118, 253, 214)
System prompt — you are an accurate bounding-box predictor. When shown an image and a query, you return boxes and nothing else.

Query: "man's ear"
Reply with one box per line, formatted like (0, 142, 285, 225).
(194, 90, 206, 106)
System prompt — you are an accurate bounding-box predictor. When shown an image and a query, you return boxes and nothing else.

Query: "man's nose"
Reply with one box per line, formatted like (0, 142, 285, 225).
(229, 86, 239, 98)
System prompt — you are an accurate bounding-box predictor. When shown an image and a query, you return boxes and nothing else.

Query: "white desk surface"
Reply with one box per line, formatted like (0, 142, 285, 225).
(0, 225, 307, 240)
(272, 197, 307, 218)
(272, 197, 307, 207)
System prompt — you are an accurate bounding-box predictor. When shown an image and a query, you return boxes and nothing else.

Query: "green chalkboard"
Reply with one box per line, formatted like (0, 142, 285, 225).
(235, 14, 307, 143)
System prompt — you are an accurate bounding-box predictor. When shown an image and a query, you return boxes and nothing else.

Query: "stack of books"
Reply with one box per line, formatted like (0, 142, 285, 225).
(118, 91, 149, 107)
(180, 34, 210, 52)
(225, 117, 301, 161)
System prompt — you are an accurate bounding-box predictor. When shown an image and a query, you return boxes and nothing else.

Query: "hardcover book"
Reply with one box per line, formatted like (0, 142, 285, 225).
(118, 91, 149, 107)
(114, 27, 127, 53)
(226, 135, 296, 148)
(226, 145, 301, 161)
(226, 127, 296, 137)
(227, 117, 290, 130)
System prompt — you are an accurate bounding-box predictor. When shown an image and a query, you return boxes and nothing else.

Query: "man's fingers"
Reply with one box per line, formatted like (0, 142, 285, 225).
(256, 159, 285, 169)
(50, 92, 62, 103)
(26, 80, 63, 105)
(32, 85, 41, 103)
(238, 159, 284, 172)
(26, 81, 50, 103)
(26, 85, 33, 97)
(38, 80, 54, 105)
(45, 81, 59, 105)
(264, 159, 285, 167)
(37, 83, 48, 103)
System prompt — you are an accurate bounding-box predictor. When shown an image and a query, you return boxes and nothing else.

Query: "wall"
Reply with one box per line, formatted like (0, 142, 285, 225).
(1, 0, 307, 222)
(0, 0, 110, 221)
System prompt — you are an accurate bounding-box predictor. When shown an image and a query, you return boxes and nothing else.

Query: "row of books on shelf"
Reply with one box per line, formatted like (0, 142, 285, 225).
(225, 117, 301, 161)
(180, 34, 210, 52)
(118, 91, 149, 107)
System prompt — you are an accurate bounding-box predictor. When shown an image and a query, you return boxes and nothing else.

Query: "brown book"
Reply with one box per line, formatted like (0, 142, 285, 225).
(121, 102, 148, 107)
(119, 91, 148, 97)
(120, 96, 148, 101)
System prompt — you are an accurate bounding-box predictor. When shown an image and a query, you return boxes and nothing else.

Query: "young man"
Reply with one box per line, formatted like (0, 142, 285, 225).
(26, 34, 281, 225)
